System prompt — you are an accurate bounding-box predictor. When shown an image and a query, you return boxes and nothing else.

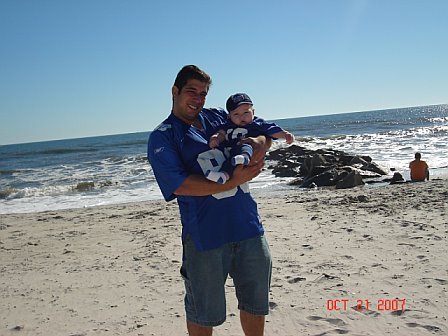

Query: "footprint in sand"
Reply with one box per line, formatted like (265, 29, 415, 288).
(433, 278, 448, 285)
(406, 322, 442, 333)
(390, 309, 406, 316)
(314, 330, 349, 335)
(307, 315, 346, 327)
(422, 277, 448, 285)
(287, 276, 306, 284)
(351, 305, 380, 317)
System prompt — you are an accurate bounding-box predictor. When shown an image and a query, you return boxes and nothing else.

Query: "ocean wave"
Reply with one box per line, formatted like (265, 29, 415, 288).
(0, 187, 18, 199)
(298, 124, 448, 142)
(0, 179, 120, 200)
(5, 147, 98, 158)
(103, 155, 147, 165)
(39, 147, 98, 155)
(0, 169, 20, 175)
(428, 116, 448, 123)
(379, 125, 448, 138)
(115, 139, 148, 147)
(0, 185, 71, 200)
(72, 180, 116, 192)
(293, 135, 347, 142)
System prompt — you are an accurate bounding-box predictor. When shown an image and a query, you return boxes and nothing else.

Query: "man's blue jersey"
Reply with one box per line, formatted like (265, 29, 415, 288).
(147, 108, 264, 251)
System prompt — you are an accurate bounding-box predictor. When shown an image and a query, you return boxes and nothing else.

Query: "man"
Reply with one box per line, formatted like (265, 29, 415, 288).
(147, 65, 272, 336)
(409, 152, 429, 182)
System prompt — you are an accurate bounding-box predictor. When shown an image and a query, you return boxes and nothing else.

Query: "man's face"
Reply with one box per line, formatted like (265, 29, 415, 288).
(229, 104, 255, 126)
(172, 79, 209, 124)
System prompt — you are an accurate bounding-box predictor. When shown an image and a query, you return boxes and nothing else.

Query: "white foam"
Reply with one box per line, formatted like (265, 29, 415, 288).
(0, 184, 164, 214)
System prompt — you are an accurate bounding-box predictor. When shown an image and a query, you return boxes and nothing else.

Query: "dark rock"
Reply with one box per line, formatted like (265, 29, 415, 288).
(271, 166, 299, 177)
(301, 169, 339, 188)
(362, 162, 388, 175)
(288, 177, 304, 186)
(389, 172, 405, 184)
(350, 156, 369, 166)
(336, 171, 365, 189)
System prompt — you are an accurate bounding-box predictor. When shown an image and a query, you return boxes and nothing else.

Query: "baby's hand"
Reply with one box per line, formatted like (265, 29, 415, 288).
(209, 135, 220, 148)
(285, 132, 294, 144)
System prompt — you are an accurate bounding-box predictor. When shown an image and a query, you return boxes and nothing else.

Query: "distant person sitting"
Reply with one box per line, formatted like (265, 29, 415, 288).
(409, 152, 429, 182)
(206, 93, 294, 184)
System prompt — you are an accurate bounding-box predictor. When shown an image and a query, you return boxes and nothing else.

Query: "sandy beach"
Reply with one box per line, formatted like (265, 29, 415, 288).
(1, 179, 447, 336)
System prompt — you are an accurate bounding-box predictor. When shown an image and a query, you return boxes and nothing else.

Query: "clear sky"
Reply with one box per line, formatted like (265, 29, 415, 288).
(1, 0, 447, 145)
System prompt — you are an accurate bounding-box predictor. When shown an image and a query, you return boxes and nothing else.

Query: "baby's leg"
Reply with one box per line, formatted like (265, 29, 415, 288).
(231, 144, 253, 166)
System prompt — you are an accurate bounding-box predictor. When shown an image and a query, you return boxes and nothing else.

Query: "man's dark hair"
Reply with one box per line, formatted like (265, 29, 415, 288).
(174, 65, 212, 92)
(415, 152, 422, 159)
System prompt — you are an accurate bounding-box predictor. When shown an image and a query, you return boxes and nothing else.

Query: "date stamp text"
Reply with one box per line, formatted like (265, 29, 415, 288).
(326, 299, 406, 312)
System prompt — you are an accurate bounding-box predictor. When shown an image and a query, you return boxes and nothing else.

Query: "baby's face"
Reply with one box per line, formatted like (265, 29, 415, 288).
(229, 104, 254, 126)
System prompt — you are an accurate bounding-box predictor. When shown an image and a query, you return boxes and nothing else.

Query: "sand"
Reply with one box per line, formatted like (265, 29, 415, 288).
(1, 179, 447, 335)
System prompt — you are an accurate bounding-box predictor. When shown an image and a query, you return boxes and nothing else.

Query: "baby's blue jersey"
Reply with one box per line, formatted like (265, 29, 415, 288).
(221, 116, 284, 147)
(147, 108, 264, 251)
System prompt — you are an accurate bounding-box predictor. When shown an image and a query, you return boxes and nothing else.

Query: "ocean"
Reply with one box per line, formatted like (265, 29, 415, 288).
(1, 104, 447, 214)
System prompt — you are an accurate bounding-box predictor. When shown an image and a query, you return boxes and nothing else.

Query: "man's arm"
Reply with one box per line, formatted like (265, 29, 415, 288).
(174, 161, 264, 196)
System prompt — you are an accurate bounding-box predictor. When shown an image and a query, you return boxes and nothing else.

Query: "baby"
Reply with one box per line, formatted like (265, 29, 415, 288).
(206, 93, 294, 184)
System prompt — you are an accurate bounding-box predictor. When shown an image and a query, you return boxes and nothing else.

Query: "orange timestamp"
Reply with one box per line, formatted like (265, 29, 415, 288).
(326, 299, 406, 311)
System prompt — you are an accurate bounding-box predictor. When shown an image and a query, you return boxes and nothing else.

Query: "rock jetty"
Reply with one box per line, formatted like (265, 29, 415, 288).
(266, 144, 402, 189)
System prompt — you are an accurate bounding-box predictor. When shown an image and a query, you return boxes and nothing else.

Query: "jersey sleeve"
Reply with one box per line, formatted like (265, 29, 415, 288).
(147, 124, 188, 201)
(253, 116, 285, 138)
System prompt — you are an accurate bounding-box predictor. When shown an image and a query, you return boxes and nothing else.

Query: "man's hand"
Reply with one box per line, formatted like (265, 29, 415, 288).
(209, 134, 220, 148)
(230, 159, 264, 185)
(209, 130, 226, 149)
(239, 135, 272, 164)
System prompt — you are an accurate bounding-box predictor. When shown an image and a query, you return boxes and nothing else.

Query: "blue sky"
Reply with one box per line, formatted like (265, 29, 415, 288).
(1, 0, 447, 145)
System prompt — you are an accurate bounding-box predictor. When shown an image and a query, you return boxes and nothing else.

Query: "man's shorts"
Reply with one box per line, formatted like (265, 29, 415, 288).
(180, 235, 272, 327)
